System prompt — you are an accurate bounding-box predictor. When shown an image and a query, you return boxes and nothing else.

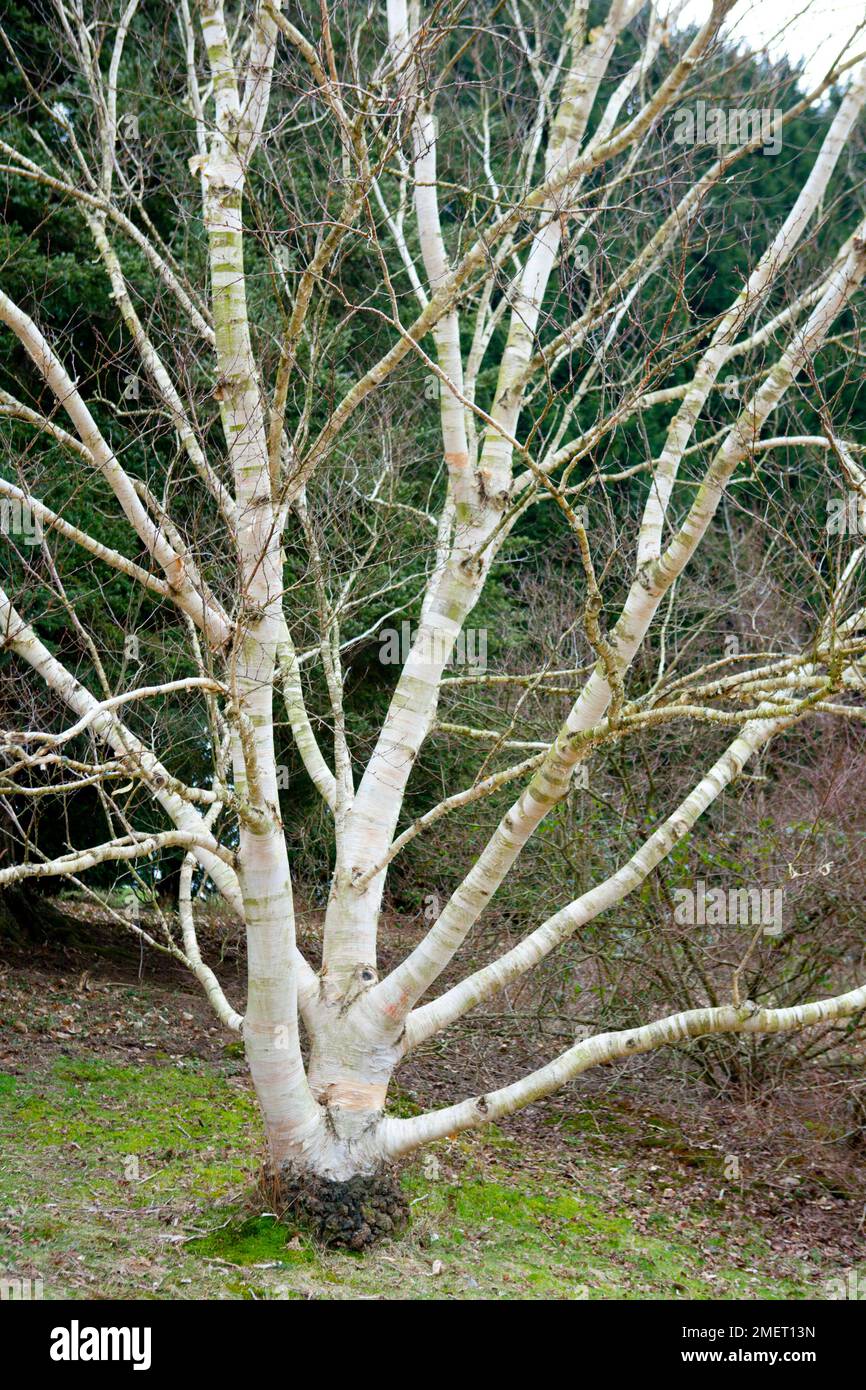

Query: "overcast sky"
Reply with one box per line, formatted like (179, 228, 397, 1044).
(677, 0, 866, 86)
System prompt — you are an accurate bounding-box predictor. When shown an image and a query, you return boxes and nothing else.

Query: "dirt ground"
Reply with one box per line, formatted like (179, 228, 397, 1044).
(0, 901, 864, 1300)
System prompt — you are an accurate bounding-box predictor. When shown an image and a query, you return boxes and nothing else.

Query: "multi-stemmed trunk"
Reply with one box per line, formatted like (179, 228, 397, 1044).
(242, 884, 411, 1245)
(3, 0, 866, 1251)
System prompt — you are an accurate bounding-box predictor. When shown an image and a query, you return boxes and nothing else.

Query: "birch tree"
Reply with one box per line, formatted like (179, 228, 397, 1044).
(2, 0, 866, 1245)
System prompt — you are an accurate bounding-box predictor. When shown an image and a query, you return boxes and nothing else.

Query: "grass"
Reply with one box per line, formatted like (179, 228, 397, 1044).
(0, 1050, 857, 1300)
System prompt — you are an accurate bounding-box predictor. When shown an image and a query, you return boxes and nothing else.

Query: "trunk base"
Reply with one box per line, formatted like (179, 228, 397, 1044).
(270, 1166, 409, 1250)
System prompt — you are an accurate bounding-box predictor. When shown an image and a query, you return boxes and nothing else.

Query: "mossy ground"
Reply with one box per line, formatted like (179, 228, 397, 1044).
(1, 926, 863, 1301)
(0, 1047, 861, 1300)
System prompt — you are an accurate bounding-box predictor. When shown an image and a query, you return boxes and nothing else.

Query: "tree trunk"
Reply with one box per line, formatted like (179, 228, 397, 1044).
(256, 970, 409, 1247)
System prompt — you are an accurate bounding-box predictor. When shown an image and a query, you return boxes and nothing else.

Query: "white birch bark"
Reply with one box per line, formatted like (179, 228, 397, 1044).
(373, 228, 866, 1020)
(2, 0, 865, 1189)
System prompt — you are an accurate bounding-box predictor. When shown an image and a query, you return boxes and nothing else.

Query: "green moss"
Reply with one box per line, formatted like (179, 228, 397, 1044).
(386, 1085, 424, 1117)
(0, 1056, 848, 1300)
(189, 1215, 315, 1267)
(0, 1056, 258, 1183)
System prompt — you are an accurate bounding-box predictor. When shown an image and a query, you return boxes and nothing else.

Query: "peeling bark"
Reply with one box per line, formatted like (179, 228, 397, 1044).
(1, 1, 865, 1231)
